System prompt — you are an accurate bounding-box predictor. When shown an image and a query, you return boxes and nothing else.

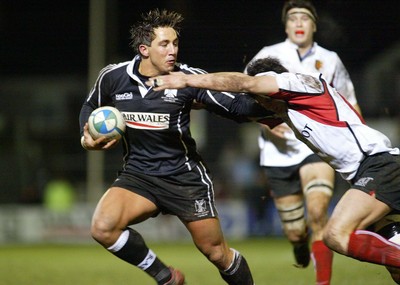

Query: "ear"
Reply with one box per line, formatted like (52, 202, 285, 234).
(313, 23, 317, 33)
(139, 44, 149, 57)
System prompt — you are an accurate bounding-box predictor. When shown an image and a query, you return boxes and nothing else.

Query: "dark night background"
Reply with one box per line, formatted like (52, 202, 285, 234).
(2, 1, 399, 76)
(1, 0, 399, 204)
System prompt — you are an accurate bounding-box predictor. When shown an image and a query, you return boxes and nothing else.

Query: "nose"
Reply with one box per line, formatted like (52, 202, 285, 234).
(295, 18, 303, 27)
(168, 43, 178, 55)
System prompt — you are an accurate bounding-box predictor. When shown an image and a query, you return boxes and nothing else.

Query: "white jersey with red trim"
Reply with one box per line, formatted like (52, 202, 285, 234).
(265, 71, 399, 180)
(247, 39, 357, 166)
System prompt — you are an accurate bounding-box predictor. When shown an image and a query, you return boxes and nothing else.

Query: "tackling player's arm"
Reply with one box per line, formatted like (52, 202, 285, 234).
(148, 72, 285, 128)
(148, 72, 279, 96)
(149, 72, 284, 126)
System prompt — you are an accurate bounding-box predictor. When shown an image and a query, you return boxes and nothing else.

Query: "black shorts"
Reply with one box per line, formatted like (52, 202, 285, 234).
(351, 152, 400, 211)
(111, 163, 218, 222)
(262, 154, 323, 198)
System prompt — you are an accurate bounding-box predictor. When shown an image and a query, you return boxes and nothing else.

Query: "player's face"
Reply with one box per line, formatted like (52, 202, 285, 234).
(285, 8, 316, 48)
(141, 27, 179, 76)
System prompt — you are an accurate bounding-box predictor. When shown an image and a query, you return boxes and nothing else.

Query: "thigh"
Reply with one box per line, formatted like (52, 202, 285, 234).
(299, 161, 335, 188)
(92, 187, 159, 229)
(324, 189, 390, 254)
(117, 165, 218, 222)
(327, 188, 391, 234)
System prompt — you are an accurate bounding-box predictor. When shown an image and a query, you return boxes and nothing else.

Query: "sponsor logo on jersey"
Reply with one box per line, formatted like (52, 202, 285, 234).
(115, 92, 133, 100)
(122, 112, 170, 130)
(161, 89, 178, 103)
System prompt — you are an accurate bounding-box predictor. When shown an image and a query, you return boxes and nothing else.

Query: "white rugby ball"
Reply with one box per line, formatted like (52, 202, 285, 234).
(88, 106, 126, 141)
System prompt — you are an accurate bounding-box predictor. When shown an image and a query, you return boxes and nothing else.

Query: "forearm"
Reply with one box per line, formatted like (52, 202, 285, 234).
(150, 72, 251, 93)
(185, 72, 250, 93)
(150, 71, 278, 96)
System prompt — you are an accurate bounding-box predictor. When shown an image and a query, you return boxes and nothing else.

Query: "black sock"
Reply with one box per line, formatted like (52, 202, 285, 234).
(108, 228, 171, 284)
(219, 249, 254, 285)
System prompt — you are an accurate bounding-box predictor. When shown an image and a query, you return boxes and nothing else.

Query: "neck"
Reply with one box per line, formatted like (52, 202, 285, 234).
(297, 42, 313, 57)
(138, 59, 158, 77)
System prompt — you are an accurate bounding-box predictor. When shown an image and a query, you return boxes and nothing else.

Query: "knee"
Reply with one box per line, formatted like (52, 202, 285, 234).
(307, 205, 328, 227)
(284, 224, 307, 242)
(322, 224, 347, 254)
(276, 201, 308, 242)
(322, 223, 336, 245)
(199, 243, 230, 269)
(209, 247, 227, 266)
(90, 216, 118, 246)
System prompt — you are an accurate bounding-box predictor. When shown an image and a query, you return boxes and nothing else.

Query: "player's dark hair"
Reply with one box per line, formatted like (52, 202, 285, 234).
(281, 0, 318, 24)
(247, 57, 289, 76)
(129, 9, 184, 55)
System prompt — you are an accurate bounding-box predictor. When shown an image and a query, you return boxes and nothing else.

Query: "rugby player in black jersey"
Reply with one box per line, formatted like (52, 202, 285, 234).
(79, 9, 272, 285)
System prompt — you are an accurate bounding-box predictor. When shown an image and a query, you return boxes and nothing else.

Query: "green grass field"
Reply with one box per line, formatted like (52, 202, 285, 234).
(0, 238, 393, 285)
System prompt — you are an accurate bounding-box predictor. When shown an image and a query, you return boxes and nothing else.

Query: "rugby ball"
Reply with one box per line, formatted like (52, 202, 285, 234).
(88, 106, 126, 141)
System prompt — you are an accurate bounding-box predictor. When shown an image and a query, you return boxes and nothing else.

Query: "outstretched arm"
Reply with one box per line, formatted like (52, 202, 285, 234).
(146, 72, 280, 96)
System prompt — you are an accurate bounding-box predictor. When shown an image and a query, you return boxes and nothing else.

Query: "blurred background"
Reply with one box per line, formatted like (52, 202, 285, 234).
(1, 0, 399, 243)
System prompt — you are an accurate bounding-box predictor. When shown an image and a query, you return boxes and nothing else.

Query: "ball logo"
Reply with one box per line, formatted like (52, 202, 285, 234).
(88, 106, 126, 141)
(93, 110, 118, 133)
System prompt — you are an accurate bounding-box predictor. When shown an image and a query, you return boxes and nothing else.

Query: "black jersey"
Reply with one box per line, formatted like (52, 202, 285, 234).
(79, 55, 272, 176)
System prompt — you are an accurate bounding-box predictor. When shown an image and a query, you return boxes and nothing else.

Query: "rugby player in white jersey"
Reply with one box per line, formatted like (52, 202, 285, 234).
(149, 56, 400, 284)
(244, 1, 360, 283)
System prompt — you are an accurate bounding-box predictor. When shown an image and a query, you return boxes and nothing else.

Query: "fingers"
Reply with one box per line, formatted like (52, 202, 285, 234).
(82, 122, 114, 150)
(145, 77, 165, 91)
(152, 78, 164, 88)
(146, 72, 185, 90)
(100, 139, 118, 149)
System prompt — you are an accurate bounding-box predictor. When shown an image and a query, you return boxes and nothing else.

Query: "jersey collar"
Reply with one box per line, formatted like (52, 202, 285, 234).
(284, 38, 318, 60)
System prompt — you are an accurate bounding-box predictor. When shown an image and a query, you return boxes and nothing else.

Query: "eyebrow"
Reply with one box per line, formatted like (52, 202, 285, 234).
(287, 11, 315, 22)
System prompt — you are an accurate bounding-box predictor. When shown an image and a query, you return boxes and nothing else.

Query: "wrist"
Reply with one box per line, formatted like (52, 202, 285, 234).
(81, 136, 88, 149)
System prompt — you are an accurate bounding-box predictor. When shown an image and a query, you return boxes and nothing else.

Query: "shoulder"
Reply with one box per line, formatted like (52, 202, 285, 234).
(276, 73, 324, 93)
(99, 61, 130, 78)
(314, 43, 340, 60)
(255, 41, 288, 56)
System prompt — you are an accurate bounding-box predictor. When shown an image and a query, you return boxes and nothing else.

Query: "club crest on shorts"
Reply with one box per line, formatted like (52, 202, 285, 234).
(194, 199, 208, 216)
